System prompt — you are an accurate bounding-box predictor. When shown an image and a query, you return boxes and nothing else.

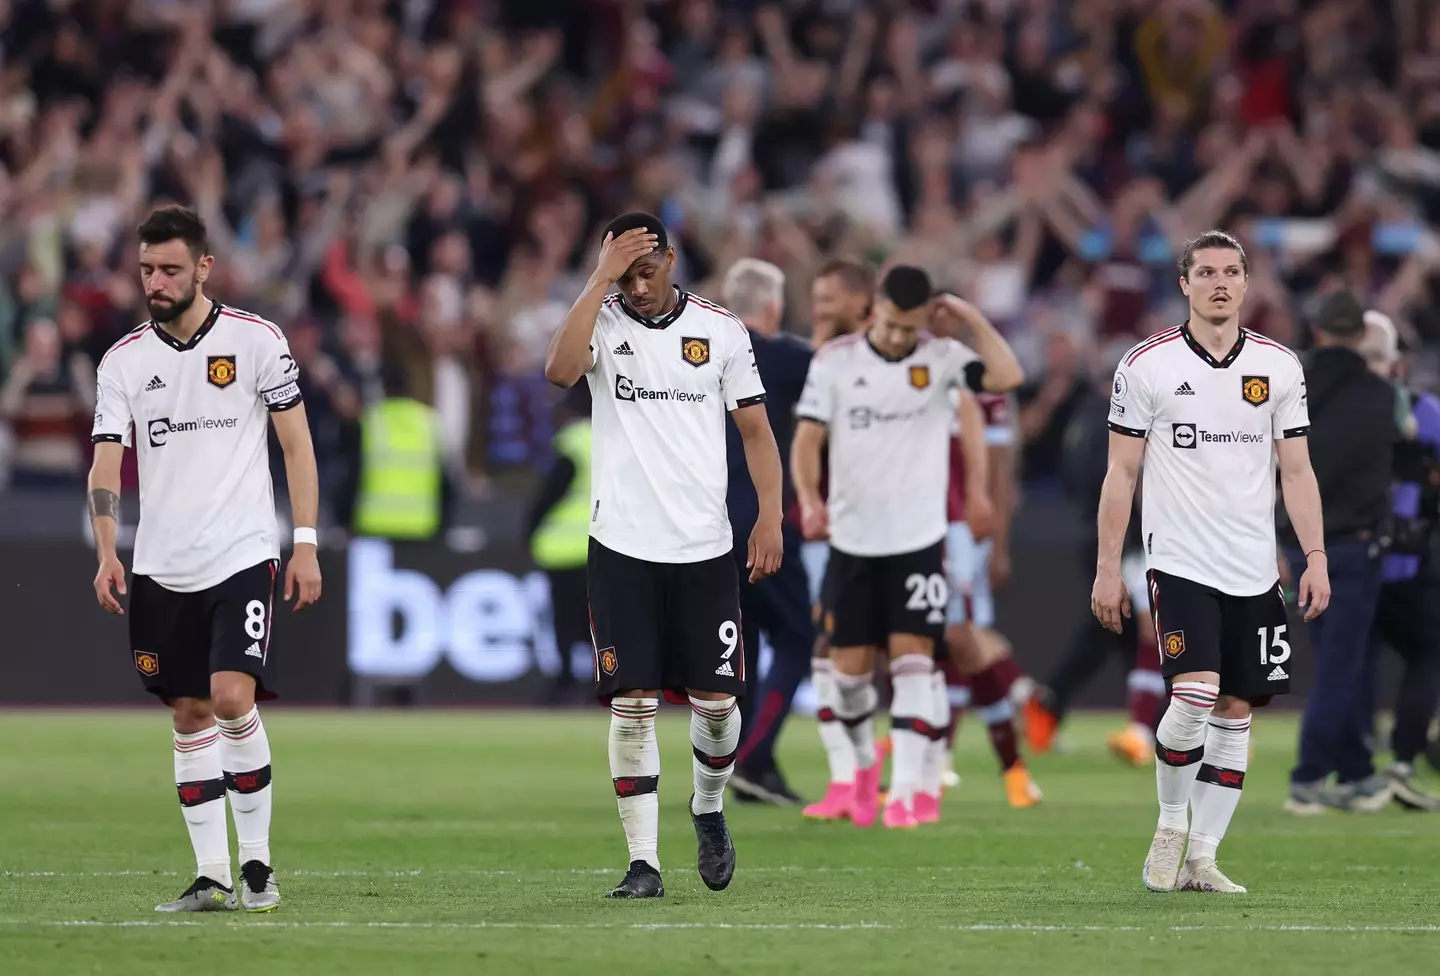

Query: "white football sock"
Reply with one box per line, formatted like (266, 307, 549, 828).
(609, 697, 660, 870)
(812, 658, 857, 784)
(689, 696, 741, 815)
(1188, 715, 1251, 862)
(173, 726, 232, 887)
(217, 707, 273, 868)
(888, 654, 934, 804)
(1154, 682, 1218, 830)
(920, 670, 952, 796)
(833, 670, 878, 769)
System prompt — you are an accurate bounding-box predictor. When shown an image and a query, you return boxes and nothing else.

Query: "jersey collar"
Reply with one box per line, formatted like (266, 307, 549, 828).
(1180, 321, 1247, 369)
(150, 300, 223, 352)
(864, 333, 918, 363)
(616, 288, 689, 330)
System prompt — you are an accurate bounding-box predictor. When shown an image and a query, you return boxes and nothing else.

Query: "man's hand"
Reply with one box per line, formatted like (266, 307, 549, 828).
(966, 491, 996, 541)
(747, 515, 783, 583)
(94, 554, 127, 615)
(594, 228, 658, 283)
(989, 545, 1012, 590)
(284, 545, 323, 610)
(1091, 569, 1131, 634)
(800, 500, 829, 541)
(1297, 553, 1330, 622)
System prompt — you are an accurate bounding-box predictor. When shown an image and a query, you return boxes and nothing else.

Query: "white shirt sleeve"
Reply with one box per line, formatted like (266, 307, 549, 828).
(796, 346, 836, 424)
(91, 361, 133, 446)
(1108, 356, 1154, 437)
(255, 327, 303, 412)
(1272, 357, 1310, 439)
(721, 320, 766, 410)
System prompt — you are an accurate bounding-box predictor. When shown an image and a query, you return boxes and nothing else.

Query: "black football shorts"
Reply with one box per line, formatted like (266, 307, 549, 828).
(822, 540, 948, 650)
(128, 559, 280, 702)
(587, 538, 745, 702)
(1148, 568, 1291, 703)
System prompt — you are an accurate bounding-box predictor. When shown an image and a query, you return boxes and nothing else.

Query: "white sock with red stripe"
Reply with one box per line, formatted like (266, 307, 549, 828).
(173, 726, 232, 887)
(812, 658, 857, 784)
(1187, 715, 1251, 862)
(888, 654, 935, 805)
(1154, 682, 1218, 830)
(919, 670, 952, 796)
(609, 697, 660, 870)
(216, 707, 273, 868)
(833, 671, 878, 769)
(690, 695, 740, 815)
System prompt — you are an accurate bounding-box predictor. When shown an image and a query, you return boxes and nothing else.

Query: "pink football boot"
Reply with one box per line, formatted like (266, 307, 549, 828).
(802, 782, 855, 821)
(911, 791, 941, 824)
(852, 762, 882, 827)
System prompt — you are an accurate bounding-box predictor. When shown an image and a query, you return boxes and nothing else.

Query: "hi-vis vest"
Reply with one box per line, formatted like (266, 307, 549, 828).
(531, 420, 591, 569)
(355, 398, 441, 540)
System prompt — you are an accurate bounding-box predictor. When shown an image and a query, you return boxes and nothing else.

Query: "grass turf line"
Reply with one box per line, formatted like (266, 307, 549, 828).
(0, 710, 1437, 975)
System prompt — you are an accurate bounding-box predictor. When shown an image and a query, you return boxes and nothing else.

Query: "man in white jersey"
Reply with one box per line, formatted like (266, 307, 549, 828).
(88, 206, 322, 913)
(792, 266, 1023, 829)
(1093, 230, 1330, 894)
(543, 212, 783, 899)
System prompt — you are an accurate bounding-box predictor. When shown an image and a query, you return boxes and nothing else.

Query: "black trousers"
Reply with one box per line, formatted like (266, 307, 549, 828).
(733, 525, 814, 735)
(1373, 559, 1440, 765)
(547, 566, 589, 692)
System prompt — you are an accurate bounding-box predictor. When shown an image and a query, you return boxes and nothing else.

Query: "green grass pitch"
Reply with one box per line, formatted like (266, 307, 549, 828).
(1, 709, 1437, 975)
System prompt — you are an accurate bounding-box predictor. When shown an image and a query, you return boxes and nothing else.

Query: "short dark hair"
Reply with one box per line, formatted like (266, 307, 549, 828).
(880, 265, 932, 311)
(1179, 230, 1247, 279)
(601, 211, 668, 253)
(815, 258, 875, 296)
(137, 206, 210, 259)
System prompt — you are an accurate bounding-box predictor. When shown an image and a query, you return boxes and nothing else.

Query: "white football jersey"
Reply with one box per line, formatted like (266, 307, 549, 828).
(92, 302, 301, 592)
(798, 332, 981, 557)
(584, 289, 765, 563)
(1108, 324, 1308, 596)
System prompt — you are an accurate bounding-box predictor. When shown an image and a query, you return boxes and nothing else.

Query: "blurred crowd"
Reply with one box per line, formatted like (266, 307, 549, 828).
(4, 0, 1440, 521)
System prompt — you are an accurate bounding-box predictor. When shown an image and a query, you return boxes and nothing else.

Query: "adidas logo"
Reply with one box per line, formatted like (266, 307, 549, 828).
(613, 341, 634, 356)
(1267, 664, 1289, 681)
(145, 375, 166, 392)
(714, 660, 735, 677)
(245, 641, 263, 659)
(926, 609, 945, 625)
(1174, 382, 1195, 395)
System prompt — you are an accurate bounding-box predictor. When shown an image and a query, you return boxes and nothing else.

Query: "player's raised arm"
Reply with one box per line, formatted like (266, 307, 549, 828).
(88, 442, 127, 614)
(544, 228, 658, 387)
(956, 389, 995, 540)
(931, 294, 1024, 393)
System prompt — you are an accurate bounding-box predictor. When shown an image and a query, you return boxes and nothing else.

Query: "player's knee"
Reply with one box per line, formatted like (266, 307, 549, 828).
(170, 697, 213, 733)
(1212, 695, 1251, 719)
(887, 634, 933, 660)
(210, 672, 257, 720)
(830, 644, 874, 676)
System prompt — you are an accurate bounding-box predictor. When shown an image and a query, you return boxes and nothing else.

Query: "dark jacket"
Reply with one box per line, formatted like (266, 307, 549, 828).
(726, 330, 812, 543)
(1303, 347, 1402, 537)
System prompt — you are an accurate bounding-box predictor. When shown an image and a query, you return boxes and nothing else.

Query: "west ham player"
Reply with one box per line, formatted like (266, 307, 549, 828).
(794, 266, 1023, 828)
(543, 213, 784, 898)
(797, 259, 878, 821)
(1095, 230, 1329, 893)
(931, 385, 1044, 810)
(89, 206, 322, 912)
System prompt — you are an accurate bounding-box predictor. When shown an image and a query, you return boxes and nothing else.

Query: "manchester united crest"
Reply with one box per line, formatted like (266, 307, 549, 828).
(1163, 631, 1185, 659)
(599, 647, 617, 676)
(134, 650, 159, 675)
(909, 365, 930, 389)
(207, 355, 237, 389)
(681, 337, 710, 368)
(1241, 375, 1269, 406)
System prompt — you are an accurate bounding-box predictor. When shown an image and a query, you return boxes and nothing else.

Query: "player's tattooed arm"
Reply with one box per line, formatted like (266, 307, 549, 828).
(88, 441, 127, 614)
(88, 488, 119, 521)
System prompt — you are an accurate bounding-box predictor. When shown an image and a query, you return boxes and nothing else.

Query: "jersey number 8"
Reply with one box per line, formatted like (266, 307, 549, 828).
(245, 600, 268, 641)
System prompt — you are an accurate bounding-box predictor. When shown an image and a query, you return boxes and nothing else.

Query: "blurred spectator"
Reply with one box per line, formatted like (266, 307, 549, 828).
(0, 317, 93, 487)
